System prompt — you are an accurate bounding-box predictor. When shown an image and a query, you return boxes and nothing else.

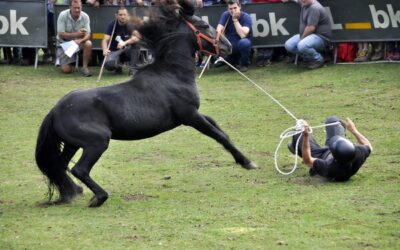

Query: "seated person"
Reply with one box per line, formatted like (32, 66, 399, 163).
(101, 8, 141, 74)
(282, 0, 332, 69)
(216, 0, 253, 72)
(56, 0, 93, 76)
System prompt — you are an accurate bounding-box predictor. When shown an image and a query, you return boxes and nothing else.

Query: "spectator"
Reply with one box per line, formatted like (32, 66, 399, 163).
(101, 7, 141, 74)
(56, 0, 93, 76)
(282, 0, 332, 70)
(216, 0, 253, 72)
(288, 116, 372, 182)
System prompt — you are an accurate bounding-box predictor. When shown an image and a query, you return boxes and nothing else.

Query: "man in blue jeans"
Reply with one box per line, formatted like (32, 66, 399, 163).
(282, 0, 332, 69)
(288, 116, 373, 181)
(216, 0, 253, 72)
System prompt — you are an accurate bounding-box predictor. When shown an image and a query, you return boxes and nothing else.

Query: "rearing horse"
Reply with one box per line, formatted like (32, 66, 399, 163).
(35, 1, 257, 207)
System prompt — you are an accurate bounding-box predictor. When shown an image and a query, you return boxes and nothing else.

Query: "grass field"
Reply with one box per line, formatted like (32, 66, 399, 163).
(0, 62, 399, 249)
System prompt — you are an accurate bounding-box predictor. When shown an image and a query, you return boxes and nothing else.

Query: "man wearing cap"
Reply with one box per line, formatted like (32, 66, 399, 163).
(288, 116, 373, 181)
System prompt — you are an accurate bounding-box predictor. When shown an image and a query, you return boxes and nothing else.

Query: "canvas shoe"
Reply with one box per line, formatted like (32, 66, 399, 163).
(370, 50, 383, 61)
(354, 50, 369, 62)
(307, 58, 324, 70)
(80, 67, 92, 77)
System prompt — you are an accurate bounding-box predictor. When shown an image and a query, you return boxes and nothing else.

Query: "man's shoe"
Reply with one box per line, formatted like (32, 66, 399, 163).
(80, 67, 92, 77)
(307, 59, 324, 70)
(237, 65, 248, 72)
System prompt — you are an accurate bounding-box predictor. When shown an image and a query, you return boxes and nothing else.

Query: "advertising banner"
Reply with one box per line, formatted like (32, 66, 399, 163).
(0, 0, 47, 48)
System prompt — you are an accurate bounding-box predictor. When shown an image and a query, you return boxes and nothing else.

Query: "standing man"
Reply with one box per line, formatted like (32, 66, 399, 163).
(282, 0, 332, 69)
(101, 8, 140, 74)
(56, 0, 93, 76)
(216, 0, 252, 72)
(288, 116, 373, 182)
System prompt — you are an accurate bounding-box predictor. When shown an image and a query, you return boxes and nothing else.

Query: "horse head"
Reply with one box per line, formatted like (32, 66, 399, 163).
(184, 15, 232, 58)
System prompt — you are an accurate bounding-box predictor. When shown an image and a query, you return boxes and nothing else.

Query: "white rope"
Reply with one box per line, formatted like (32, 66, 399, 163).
(198, 55, 212, 79)
(200, 57, 343, 175)
(214, 57, 299, 121)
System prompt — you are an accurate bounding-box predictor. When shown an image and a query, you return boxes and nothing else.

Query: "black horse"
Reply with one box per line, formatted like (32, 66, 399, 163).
(35, 1, 257, 207)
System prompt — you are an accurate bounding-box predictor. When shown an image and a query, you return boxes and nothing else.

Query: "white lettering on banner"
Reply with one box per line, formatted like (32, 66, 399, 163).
(370, 4, 400, 28)
(250, 13, 288, 37)
(269, 13, 289, 36)
(387, 4, 400, 28)
(0, 15, 9, 34)
(325, 7, 343, 30)
(0, 10, 28, 35)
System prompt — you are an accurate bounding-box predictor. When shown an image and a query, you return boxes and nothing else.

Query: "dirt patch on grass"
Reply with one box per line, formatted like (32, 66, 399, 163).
(287, 176, 327, 186)
(124, 193, 158, 201)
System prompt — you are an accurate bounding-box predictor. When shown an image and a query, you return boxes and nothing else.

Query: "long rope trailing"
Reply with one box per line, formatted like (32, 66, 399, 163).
(201, 56, 341, 175)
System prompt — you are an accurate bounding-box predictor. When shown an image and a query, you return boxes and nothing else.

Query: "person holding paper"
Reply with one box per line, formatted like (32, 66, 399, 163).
(56, 0, 93, 77)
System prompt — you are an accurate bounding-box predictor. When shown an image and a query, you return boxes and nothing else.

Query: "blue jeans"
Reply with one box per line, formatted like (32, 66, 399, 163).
(227, 38, 252, 66)
(285, 34, 326, 62)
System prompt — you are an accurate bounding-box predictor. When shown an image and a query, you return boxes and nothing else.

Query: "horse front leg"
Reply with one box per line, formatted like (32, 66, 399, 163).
(70, 144, 110, 207)
(184, 112, 258, 170)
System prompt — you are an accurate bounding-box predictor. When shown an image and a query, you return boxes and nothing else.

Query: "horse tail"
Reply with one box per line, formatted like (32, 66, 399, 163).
(35, 111, 76, 202)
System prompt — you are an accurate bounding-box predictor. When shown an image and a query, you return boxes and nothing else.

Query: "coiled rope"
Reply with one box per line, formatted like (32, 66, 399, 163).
(200, 56, 340, 174)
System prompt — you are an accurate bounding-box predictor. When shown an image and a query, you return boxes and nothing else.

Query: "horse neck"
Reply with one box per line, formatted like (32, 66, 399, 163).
(161, 35, 196, 74)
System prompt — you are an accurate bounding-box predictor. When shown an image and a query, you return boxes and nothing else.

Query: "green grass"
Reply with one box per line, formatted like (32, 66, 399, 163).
(0, 63, 399, 249)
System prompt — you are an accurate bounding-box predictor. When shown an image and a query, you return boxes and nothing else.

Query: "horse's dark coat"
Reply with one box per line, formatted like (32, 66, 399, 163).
(35, 1, 256, 207)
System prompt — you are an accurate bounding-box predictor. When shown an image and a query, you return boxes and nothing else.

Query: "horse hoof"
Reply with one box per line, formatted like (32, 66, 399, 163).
(242, 161, 258, 170)
(50, 197, 73, 205)
(88, 195, 108, 208)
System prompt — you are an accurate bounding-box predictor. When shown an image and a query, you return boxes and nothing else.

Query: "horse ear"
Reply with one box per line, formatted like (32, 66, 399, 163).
(177, 0, 195, 16)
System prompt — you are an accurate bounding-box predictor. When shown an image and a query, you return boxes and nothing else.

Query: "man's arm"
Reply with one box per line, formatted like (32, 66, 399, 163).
(345, 118, 373, 152)
(216, 24, 225, 34)
(232, 12, 249, 39)
(117, 30, 141, 49)
(301, 25, 316, 40)
(301, 123, 317, 168)
(101, 34, 111, 56)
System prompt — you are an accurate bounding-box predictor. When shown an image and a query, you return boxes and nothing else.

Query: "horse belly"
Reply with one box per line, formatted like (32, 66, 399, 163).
(110, 117, 179, 140)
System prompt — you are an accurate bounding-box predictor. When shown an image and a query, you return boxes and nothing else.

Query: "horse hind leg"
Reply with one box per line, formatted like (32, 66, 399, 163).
(50, 144, 82, 205)
(60, 144, 84, 195)
(70, 143, 110, 207)
(185, 112, 258, 170)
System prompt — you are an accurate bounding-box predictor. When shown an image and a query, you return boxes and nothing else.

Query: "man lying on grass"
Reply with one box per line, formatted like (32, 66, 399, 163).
(288, 116, 373, 181)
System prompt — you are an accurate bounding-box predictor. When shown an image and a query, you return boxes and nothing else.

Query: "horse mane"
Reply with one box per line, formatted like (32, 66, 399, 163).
(137, 1, 195, 64)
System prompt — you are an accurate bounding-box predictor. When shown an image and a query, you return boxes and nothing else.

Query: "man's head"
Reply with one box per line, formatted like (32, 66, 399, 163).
(330, 137, 356, 164)
(227, 0, 241, 16)
(300, 0, 315, 7)
(69, 0, 82, 20)
(116, 8, 130, 25)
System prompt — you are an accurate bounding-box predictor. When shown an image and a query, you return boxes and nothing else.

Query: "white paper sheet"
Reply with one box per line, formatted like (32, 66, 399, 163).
(60, 41, 80, 58)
